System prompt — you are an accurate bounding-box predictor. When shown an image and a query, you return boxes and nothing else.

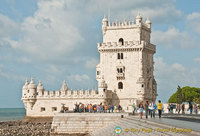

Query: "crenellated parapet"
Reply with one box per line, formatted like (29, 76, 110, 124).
(97, 40, 155, 52)
(102, 13, 151, 33)
(22, 79, 112, 104)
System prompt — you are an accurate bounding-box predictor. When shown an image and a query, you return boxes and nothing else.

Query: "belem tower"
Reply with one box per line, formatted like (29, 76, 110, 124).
(22, 14, 157, 117)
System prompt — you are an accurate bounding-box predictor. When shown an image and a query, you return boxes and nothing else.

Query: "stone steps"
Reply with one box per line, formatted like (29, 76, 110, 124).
(90, 116, 193, 136)
(51, 113, 128, 135)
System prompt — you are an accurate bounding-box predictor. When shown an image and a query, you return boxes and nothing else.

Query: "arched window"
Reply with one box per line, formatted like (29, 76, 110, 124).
(121, 53, 123, 59)
(119, 38, 124, 45)
(120, 68, 123, 73)
(118, 82, 123, 89)
(118, 53, 120, 59)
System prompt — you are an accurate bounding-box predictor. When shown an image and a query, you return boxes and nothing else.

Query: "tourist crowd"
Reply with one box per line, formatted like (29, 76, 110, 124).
(133, 100, 163, 119)
(133, 100, 199, 119)
(73, 103, 122, 113)
(167, 102, 199, 115)
(65, 100, 198, 119)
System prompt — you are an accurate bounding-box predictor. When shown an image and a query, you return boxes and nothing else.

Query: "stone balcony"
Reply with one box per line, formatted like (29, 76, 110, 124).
(97, 40, 155, 52)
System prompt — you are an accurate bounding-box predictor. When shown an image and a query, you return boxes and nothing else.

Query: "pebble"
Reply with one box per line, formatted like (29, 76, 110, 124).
(0, 120, 51, 136)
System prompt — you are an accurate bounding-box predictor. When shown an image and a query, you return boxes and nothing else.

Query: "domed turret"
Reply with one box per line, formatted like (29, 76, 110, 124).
(145, 18, 151, 28)
(61, 80, 68, 91)
(136, 12, 142, 24)
(28, 77, 37, 90)
(102, 15, 108, 35)
(27, 77, 37, 109)
(37, 80, 44, 96)
(23, 78, 29, 90)
(98, 78, 107, 88)
(22, 78, 29, 109)
(61, 80, 68, 96)
(98, 77, 108, 98)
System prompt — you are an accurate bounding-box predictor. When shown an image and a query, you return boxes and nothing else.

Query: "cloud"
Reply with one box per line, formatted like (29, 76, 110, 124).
(86, 0, 182, 24)
(152, 27, 200, 48)
(14, 0, 84, 61)
(85, 58, 99, 69)
(0, 64, 26, 81)
(0, 54, 31, 64)
(0, 0, 185, 64)
(194, 57, 200, 63)
(0, 14, 19, 38)
(155, 57, 200, 102)
(67, 74, 90, 82)
(186, 12, 200, 35)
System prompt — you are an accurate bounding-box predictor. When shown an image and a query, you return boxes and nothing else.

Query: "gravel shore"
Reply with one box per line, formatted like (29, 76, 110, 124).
(0, 117, 52, 136)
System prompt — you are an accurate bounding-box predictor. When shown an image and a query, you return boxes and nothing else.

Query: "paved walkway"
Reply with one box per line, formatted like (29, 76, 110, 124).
(90, 115, 200, 136)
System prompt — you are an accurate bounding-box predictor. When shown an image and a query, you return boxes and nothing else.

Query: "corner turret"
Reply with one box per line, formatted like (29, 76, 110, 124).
(37, 80, 44, 97)
(61, 80, 68, 96)
(98, 77, 108, 98)
(136, 12, 142, 24)
(102, 15, 108, 35)
(145, 18, 151, 28)
(27, 77, 37, 109)
(21, 78, 29, 109)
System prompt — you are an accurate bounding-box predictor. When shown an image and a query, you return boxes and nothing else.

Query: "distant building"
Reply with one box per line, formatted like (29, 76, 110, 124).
(22, 13, 157, 116)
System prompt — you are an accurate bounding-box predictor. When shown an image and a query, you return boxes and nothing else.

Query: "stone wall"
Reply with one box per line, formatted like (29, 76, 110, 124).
(51, 113, 129, 135)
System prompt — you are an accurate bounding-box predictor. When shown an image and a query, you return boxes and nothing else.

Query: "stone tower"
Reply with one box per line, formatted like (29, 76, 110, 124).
(96, 13, 157, 109)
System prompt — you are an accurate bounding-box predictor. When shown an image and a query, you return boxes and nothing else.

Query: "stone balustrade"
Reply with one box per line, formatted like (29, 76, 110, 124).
(98, 40, 155, 51)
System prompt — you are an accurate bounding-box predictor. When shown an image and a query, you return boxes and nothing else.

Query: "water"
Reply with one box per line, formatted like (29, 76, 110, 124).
(0, 108, 26, 122)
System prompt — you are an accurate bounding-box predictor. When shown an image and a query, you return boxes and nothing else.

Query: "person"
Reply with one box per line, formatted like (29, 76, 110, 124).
(132, 103, 136, 115)
(194, 105, 198, 114)
(177, 104, 181, 114)
(149, 102, 154, 118)
(153, 103, 157, 118)
(73, 104, 76, 112)
(105, 105, 108, 113)
(111, 105, 114, 113)
(162, 104, 164, 113)
(108, 105, 111, 113)
(79, 103, 82, 113)
(88, 104, 92, 113)
(93, 105, 97, 113)
(114, 105, 118, 112)
(167, 104, 170, 113)
(97, 105, 100, 113)
(170, 104, 173, 114)
(118, 105, 122, 112)
(157, 100, 163, 118)
(182, 104, 185, 114)
(144, 101, 149, 119)
(102, 105, 105, 113)
(188, 102, 193, 114)
(138, 101, 144, 119)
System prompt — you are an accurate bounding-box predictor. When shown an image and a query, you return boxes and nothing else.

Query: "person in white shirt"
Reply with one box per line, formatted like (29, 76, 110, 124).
(149, 102, 155, 118)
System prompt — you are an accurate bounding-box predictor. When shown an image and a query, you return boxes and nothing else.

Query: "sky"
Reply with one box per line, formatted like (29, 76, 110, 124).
(0, 0, 200, 108)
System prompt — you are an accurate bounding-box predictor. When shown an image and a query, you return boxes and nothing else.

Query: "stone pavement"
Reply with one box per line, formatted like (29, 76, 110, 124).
(51, 113, 129, 135)
(90, 115, 200, 136)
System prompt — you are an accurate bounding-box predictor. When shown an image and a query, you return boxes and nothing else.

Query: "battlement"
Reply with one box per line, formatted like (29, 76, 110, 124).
(102, 13, 151, 31)
(22, 79, 112, 102)
(104, 20, 150, 30)
(38, 89, 103, 99)
(97, 40, 155, 52)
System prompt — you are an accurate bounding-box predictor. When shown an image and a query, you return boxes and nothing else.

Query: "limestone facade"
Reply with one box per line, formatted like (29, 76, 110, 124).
(22, 13, 157, 117)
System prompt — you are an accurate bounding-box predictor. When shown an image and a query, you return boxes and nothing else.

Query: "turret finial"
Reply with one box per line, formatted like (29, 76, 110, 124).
(61, 80, 68, 91)
(39, 80, 42, 86)
(30, 77, 34, 84)
(25, 78, 28, 85)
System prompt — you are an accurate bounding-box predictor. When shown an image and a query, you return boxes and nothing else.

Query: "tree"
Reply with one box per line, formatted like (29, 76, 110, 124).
(176, 85, 182, 104)
(168, 86, 200, 103)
